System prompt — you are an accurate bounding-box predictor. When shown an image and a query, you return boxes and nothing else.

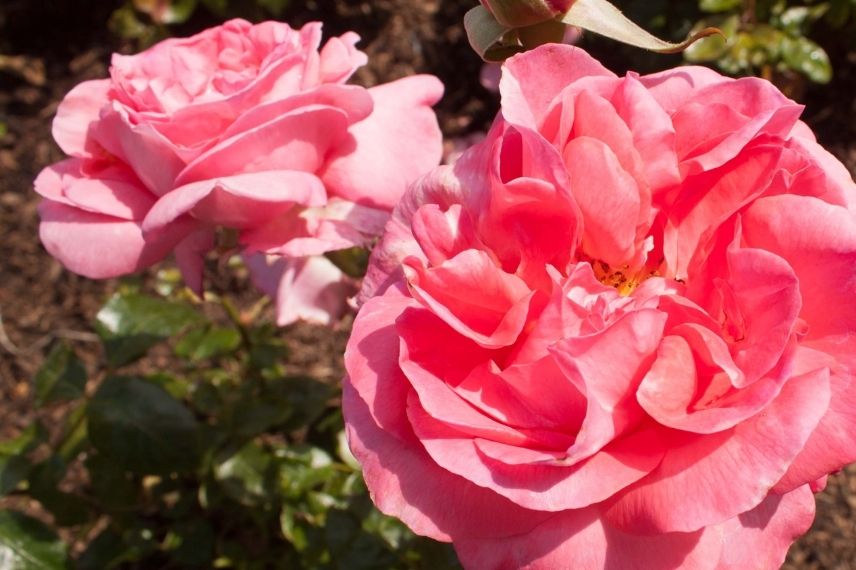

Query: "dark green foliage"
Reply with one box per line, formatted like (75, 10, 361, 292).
(2, 286, 461, 569)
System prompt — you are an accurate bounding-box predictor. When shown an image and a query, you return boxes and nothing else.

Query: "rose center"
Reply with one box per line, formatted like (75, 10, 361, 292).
(591, 261, 654, 296)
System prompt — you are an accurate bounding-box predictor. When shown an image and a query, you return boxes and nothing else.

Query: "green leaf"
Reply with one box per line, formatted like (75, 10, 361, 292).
(0, 425, 46, 496)
(562, 0, 723, 53)
(214, 442, 276, 506)
(77, 528, 128, 570)
(324, 247, 371, 279)
(699, 0, 741, 13)
(684, 15, 739, 63)
(27, 457, 92, 527)
(0, 510, 68, 569)
(325, 509, 396, 570)
(257, 0, 290, 16)
(87, 376, 202, 474)
(174, 326, 241, 361)
(95, 292, 203, 367)
(200, 0, 228, 14)
(33, 343, 86, 407)
(85, 454, 138, 512)
(267, 376, 333, 431)
(781, 35, 832, 83)
(165, 520, 215, 566)
(464, 5, 523, 62)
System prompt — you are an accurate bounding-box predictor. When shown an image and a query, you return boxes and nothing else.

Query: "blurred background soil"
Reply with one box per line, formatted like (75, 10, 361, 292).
(0, 0, 854, 567)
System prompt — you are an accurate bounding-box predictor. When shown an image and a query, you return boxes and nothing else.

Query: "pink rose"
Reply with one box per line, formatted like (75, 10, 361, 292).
(344, 44, 856, 569)
(35, 19, 443, 324)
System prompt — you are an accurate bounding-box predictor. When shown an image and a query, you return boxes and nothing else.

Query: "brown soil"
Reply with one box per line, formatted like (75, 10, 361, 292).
(1, 0, 854, 567)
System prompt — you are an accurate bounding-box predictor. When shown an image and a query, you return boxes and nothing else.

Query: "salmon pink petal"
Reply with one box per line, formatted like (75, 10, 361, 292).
(564, 136, 642, 266)
(637, 325, 788, 434)
(741, 194, 856, 340)
(637, 65, 727, 111)
(403, 250, 537, 348)
(409, 398, 663, 511)
(454, 507, 719, 570)
(712, 486, 815, 569)
(500, 44, 615, 128)
(610, 74, 680, 190)
(410, 203, 482, 266)
(606, 366, 830, 534)
(549, 310, 666, 464)
(344, 382, 554, 542)
(664, 144, 783, 279)
(345, 286, 421, 440)
(322, 75, 444, 210)
(773, 347, 856, 492)
(52, 79, 111, 157)
(453, 356, 586, 432)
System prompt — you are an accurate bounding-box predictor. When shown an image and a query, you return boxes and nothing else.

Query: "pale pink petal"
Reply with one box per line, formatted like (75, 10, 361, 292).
(92, 103, 186, 196)
(176, 106, 351, 185)
(174, 228, 215, 295)
(38, 200, 194, 279)
(318, 32, 368, 83)
(143, 171, 326, 231)
(245, 254, 354, 326)
(51, 79, 111, 157)
(321, 75, 444, 209)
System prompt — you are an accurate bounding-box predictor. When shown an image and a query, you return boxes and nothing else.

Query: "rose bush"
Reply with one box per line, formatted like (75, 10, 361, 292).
(344, 44, 856, 569)
(35, 18, 443, 324)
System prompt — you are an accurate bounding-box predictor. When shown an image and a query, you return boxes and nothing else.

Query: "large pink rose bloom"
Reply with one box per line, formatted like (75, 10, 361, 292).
(35, 19, 443, 324)
(344, 44, 856, 569)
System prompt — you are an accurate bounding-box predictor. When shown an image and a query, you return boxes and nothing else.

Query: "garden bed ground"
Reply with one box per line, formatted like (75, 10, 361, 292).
(1, 0, 855, 567)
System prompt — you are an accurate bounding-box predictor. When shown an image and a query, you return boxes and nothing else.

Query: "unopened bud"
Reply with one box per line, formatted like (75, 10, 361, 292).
(479, 0, 575, 28)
